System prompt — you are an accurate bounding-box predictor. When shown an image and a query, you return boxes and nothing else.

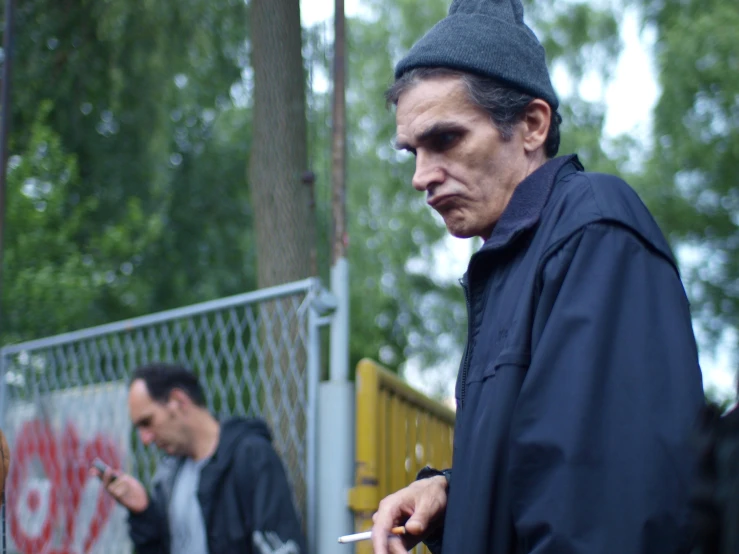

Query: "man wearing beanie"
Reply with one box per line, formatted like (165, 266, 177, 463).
(371, 1, 705, 553)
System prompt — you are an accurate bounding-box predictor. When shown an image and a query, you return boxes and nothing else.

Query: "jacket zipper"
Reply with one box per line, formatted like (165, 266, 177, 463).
(460, 275, 473, 408)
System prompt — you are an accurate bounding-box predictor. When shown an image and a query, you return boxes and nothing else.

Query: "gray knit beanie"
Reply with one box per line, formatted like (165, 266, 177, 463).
(394, 0, 559, 109)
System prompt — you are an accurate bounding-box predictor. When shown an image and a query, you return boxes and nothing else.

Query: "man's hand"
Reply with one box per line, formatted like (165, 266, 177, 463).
(371, 475, 448, 554)
(90, 466, 149, 513)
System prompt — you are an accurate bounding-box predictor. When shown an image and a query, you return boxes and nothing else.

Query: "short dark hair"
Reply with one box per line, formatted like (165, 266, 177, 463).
(131, 363, 207, 408)
(385, 67, 562, 158)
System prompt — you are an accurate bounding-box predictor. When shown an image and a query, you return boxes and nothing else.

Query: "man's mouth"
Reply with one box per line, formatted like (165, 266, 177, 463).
(428, 194, 456, 210)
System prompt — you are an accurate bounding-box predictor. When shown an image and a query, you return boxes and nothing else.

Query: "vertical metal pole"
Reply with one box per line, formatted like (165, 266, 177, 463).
(306, 303, 320, 554)
(317, 380, 355, 554)
(331, 0, 347, 265)
(329, 0, 349, 384)
(0, 0, 14, 342)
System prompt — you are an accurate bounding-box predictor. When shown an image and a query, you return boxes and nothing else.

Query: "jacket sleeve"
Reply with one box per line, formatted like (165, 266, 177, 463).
(127, 496, 167, 554)
(509, 222, 705, 554)
(236, 437, 307, 554)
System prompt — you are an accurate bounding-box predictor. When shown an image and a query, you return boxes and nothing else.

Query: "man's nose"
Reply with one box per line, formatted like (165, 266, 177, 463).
(411, 152, 445, 192)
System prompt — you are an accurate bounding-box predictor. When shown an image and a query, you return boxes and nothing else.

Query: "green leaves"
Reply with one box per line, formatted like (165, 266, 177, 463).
(636, 0, 739, 355)
(1, 0, 251, 343)
(3, 101, 148, 340)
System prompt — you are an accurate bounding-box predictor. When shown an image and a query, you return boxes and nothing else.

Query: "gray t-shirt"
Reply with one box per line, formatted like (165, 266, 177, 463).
(169, 457, 211, 554)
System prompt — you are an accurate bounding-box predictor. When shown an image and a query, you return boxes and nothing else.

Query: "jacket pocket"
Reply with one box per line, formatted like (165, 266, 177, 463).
(465, 359, 498, 384)
(494, 348, 530, 368)
(473, 348, 530, 383)
(466, 348, 530, 385)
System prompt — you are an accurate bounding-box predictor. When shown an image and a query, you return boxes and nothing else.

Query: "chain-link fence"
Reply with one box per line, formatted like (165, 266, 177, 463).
(0, 277, 331, 554)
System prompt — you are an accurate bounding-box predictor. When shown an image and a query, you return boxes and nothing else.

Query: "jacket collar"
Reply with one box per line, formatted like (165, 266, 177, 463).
(480, 154, 582, 252)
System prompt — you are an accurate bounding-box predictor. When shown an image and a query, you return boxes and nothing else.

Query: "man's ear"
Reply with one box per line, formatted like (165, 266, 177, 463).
(168, 388, 191, 411)
(522, 99, 551, 154)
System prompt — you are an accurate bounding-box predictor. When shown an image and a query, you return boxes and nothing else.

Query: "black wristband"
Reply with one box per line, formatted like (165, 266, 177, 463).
(416, 465, 452, 489)
(441, 468, 451, 489)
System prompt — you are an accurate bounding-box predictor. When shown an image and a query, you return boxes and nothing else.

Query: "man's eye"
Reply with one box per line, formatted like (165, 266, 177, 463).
(432, 132, 458, 150)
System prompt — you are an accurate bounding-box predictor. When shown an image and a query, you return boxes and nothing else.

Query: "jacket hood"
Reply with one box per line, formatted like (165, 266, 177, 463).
(216, 416, 273, 458)
(149, 416, 275, 501)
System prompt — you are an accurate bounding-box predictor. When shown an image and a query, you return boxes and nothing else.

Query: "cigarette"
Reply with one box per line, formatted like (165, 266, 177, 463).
(337, 526, 406, 544)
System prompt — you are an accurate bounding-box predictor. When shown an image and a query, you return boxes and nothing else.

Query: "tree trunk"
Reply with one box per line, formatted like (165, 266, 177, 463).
(248, 0, 315, 522)
(249, 0, 315, 288)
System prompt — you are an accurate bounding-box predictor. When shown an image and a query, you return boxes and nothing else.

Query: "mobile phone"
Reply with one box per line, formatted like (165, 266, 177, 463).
(92, 458, 117, 482)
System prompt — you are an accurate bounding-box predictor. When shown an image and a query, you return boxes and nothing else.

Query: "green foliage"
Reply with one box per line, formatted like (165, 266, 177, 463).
(634, 0, 739, 351)
(2, 101, 160, 341)
(1, 0, 253, 343)
(527, 0, 621, 83)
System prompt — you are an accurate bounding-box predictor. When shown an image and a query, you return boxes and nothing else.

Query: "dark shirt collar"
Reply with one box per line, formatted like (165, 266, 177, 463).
(480, 154, 582, 252)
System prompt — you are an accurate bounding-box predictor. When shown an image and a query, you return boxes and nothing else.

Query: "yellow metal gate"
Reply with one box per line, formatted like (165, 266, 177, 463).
(349, 358, 455, 553)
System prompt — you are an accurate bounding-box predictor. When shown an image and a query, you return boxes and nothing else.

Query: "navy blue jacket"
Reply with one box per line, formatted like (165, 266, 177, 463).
(431, 155, 705, 554)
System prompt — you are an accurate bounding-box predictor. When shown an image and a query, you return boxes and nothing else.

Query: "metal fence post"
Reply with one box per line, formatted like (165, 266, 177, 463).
(317, 378, 355, 554)
(315, 254, 356, 553)
(308, 287, 335, 554)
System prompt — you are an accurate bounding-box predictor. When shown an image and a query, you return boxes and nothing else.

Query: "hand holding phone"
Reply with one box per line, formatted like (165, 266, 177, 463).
(90, 458, 149, 513)
(91, 458, 117, 482)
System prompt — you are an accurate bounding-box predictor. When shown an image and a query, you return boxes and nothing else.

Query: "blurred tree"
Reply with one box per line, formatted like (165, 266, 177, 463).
(248, 1, 315, 491)
(0, 0, 252, 341)
(2, 102, 159, 343)
(633, 0, 739, 361)
(248, 0, 316, 287)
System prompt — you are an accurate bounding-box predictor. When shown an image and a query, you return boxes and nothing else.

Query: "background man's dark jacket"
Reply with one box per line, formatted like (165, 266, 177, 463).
(430, 155, 705, 554)
(128, 417, 305, 554)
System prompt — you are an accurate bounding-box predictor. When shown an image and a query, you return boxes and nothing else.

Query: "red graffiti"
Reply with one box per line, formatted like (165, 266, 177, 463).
(7, 419, 122, 554)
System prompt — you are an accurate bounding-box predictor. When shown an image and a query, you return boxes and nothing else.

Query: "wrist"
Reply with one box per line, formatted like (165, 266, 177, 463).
(416, 466, 451, 491)
(414, 466, 449, 551)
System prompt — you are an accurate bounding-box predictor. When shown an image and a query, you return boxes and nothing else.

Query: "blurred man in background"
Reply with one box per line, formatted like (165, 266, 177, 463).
(94, 363, 305, 554)
(370, 0, 705, 552)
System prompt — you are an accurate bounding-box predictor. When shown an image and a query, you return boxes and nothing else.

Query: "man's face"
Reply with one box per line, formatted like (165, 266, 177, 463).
(395, 76, 531, 240)
(128, 379, 190, 457)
